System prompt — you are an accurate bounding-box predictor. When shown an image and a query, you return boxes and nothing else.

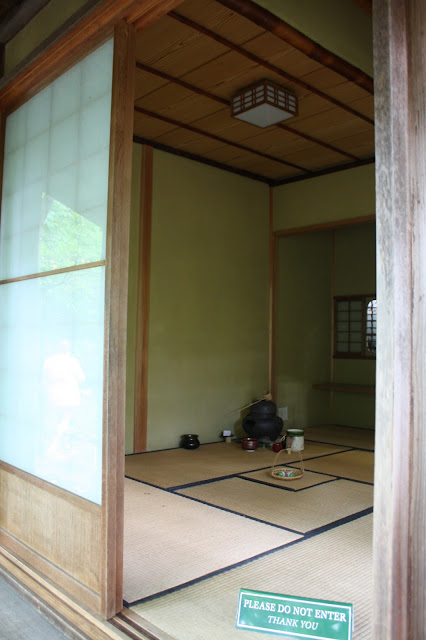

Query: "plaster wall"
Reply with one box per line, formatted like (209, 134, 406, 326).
(273, 164, 375, 232)
(136, 150, 269, 451)
(276, 232, 332, 429)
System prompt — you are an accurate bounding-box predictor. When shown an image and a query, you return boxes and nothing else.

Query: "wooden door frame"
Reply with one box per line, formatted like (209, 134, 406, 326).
(372, 0, 426, 637)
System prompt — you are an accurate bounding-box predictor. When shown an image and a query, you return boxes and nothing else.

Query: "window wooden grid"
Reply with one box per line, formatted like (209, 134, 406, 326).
(334, 294, 376, 359)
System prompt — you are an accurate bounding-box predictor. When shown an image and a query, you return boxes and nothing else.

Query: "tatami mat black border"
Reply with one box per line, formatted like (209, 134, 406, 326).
(125, 507, 373, 608)
(125, 448, 356, 492)
(237, 474, 339, 492)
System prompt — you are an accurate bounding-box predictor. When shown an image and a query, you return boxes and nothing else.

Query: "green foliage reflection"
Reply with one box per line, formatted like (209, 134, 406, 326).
(40, 194, 103, 271)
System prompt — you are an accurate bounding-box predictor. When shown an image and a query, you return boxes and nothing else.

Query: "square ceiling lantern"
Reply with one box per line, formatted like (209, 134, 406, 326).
(231, 80, 298, 128)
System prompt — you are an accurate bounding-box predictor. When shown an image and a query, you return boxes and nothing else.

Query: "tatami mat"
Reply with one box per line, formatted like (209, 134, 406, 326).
(293, 450, 374, 484)
(305, 425, 375, 450)
(125, 441, 347, 488)
(241, 468, 336, 490)
(131, 513, 373, 640)
(177, 477, 374, 533)
(124, 478, 302, 604)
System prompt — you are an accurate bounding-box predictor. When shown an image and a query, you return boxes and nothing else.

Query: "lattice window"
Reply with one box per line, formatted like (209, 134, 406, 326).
(334, 294, 376, 359)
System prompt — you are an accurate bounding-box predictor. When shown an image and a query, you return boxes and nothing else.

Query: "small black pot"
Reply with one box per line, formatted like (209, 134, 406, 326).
(180, 434, 200, 449)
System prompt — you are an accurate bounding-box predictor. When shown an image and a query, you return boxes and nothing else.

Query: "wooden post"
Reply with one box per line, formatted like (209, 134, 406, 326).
(102, 19, 135, 619)
(373, 0, 426, 637)
(133, 144, 153, 453)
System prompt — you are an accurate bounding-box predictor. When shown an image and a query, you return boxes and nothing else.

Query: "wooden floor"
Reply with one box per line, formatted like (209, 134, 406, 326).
(125, 425, 375, 640)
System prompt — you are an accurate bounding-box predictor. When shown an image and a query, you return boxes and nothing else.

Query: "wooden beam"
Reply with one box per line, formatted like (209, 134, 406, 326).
(135, 105, 311, 173)
(102, 19, 135, 620)
(169, 11, 374, 126)
(373, 0, 426, 637)
(133, 145, 154, 454)
(274, 215, 375, 238)
(0, 0, 181, 113)
(133, 134, 271, 183)
(216, 0, 374, 94)
(372, 0, 426, 640)
(136, 61, 360, 161)
(268, 186, 277, 402)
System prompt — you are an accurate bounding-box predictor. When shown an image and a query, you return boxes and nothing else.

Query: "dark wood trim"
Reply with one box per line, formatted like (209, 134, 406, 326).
(136, 60, 228, 105)
(274, 215, 375, 238)
(0, 260, 106, 286)
(102, 19, 135, 620)
(136, 61, 360, 162)
(276, 122, 359, 161)
(133, 145, 153, 454)
(0, 0, 157, 113)
(169, 11, 374, 126)
(268, 187, 277, 402)
(133, 134, 271, 183)
(135, 105, 310, 173)
(271, 157, 375, 186)
(216, 0, 374, 94)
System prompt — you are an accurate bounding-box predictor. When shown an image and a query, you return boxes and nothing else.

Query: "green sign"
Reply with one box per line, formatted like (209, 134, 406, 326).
(236, 589, 353, 640)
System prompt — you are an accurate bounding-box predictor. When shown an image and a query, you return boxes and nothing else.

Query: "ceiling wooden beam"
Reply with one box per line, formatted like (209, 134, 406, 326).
(133, 134, 272, 183)
(216, 0, 374, 93)
(135, 105, 312, 173)
(136, 61, 361, 161)
(169, 11, 374, 126)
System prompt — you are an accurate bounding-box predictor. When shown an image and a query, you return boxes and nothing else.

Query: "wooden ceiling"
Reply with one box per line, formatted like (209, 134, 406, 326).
(133, 0, 375, 185)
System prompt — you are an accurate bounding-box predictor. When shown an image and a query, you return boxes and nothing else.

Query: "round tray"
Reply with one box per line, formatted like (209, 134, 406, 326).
(269, 448, 304, 481)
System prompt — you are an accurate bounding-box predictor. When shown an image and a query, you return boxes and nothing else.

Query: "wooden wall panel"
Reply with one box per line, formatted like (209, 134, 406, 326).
(0, 464, 102, 611)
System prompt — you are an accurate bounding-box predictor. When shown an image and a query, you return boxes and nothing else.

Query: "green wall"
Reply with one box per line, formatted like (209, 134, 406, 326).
(273, 164, 375, 232)
(276, 232, 332, 428)
(256, 0, 373, 76)
(333, 224, 376, 427)
(145, 151, 269, 450)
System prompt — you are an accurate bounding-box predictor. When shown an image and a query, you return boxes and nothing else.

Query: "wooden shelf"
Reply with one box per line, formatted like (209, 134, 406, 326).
(313, 382, 375, 394)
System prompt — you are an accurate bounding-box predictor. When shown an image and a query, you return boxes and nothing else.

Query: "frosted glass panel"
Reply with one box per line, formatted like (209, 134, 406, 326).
(0, 39, 114, 504)
(0, 268, 105, 503)
(0, 39, 113, 280)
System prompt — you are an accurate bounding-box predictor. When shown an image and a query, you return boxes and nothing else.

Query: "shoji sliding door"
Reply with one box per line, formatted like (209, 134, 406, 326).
(0, 22, 134, 619)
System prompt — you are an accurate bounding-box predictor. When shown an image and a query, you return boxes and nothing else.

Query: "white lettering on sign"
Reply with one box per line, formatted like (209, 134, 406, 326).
(293, 607, 313, 617)
(314, 609, 347, 622)
(268, 616, 299, 627)
(243, 599, 277, 611)
(277, 604, 291, 614)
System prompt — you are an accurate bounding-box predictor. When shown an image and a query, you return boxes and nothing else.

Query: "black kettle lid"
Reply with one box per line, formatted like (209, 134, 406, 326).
(250, 399, 277, 414)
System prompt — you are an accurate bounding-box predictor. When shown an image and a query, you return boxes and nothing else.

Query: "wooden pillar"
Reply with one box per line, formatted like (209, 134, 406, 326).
(373, 0, 426, 637)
